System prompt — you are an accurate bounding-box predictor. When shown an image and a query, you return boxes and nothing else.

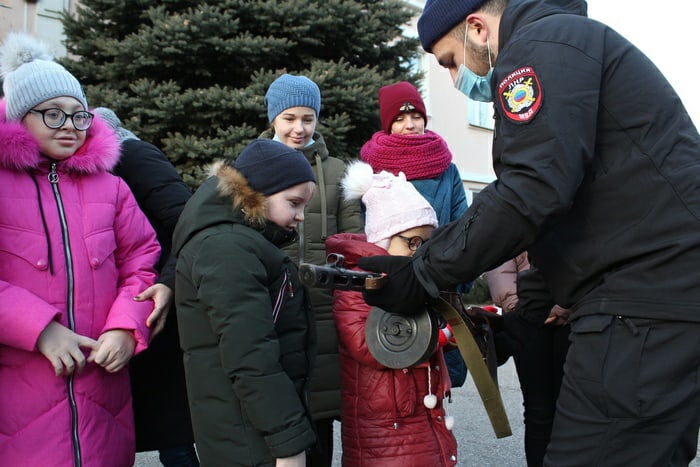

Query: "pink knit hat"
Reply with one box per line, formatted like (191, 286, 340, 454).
(342, 161, 438, 249)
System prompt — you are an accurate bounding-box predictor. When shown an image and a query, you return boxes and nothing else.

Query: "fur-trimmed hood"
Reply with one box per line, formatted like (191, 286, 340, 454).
(210, 160, 268, 227)
(0, 99, 120, 173)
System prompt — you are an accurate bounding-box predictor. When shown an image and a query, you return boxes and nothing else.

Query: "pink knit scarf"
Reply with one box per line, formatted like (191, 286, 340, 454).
(360, 130, 452, 180)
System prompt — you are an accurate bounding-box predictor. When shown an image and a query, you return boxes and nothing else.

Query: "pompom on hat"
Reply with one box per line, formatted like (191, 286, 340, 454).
(342, 161, 438, 249)
(378, 81, 427, 134)
(234, 139, 316, 195)
(0, 32, 88, 122)
(264, 74, 321, 123)
(418, 0, 489, 52)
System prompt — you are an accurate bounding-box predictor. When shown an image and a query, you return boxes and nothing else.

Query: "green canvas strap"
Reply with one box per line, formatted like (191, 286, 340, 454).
(431, 297, 512, 438)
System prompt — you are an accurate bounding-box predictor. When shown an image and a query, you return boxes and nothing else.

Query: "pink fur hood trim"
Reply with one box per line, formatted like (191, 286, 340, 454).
(0, 99, 120, 173)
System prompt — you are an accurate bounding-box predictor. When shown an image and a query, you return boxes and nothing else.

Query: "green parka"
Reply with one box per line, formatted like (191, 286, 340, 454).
(173, 162, 316, 466)
(259, 129, 364, 420)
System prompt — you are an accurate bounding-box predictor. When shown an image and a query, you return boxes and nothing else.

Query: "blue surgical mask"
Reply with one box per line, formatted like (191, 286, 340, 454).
(455, 65, 494, 102)
(455, 23, 494, 103)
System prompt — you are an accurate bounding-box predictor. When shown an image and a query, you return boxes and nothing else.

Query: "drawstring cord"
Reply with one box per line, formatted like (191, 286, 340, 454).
(29, 169, 54, 275)
(314, 153, 328, 239)
(391, 370, 399, 430)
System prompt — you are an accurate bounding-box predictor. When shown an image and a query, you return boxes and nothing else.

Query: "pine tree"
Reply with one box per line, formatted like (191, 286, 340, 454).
(60, 0, 421, 186)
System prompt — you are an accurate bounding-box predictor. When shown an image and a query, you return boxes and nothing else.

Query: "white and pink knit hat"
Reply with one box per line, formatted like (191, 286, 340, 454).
(342, 161, 438, 250)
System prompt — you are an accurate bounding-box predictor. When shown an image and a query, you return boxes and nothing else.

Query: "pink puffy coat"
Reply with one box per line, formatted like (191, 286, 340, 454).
(484, 252, 530, 312)
(326, 233, 458, 467)
(0, 100, 160, 466)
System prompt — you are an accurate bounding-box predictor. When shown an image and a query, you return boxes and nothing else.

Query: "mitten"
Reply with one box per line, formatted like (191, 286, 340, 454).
(438, 323, 457, 347)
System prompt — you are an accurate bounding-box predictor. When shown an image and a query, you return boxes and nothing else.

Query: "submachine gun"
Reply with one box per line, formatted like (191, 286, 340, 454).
(299, 254, 512, 439)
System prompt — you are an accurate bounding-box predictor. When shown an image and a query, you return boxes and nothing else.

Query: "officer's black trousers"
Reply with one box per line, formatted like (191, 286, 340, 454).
(545, 315, 700, 466)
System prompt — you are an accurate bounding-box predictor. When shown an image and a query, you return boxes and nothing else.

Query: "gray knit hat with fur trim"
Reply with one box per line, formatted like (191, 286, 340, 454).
(264, 74, 321, 123)
(0, 32, 88, 122)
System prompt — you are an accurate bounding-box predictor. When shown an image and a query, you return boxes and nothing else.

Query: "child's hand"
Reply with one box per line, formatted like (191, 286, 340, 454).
(276, 451, 306, 467)
(134, 283, 173, 340)
(36, 321, 99, 377)
(88, 329, 136, 373)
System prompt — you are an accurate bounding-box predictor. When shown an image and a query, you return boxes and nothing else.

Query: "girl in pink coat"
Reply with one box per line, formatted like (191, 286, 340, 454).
(0, 33, 160, 466)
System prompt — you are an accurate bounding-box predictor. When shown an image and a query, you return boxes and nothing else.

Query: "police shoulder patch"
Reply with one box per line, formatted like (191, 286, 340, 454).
(498, 66, 542, 123)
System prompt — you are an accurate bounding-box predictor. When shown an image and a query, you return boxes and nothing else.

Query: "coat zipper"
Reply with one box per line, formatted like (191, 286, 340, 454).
(49, 162, 82, 467)
(272, 270, 290, 323)
(492, 107, 499, 140)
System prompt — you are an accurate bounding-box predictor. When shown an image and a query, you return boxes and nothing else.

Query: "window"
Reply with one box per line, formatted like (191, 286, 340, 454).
(468, 100, 494, 130)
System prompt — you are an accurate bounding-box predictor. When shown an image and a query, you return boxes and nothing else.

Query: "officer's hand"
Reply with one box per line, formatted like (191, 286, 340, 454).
(357, 255, 426, 314)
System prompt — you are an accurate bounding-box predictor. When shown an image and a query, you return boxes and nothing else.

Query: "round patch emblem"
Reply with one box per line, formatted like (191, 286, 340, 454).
(498, 66, 542, 123)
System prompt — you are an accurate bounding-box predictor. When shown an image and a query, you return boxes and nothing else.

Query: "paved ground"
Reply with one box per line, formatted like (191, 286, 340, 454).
(135, 359, 700, 466)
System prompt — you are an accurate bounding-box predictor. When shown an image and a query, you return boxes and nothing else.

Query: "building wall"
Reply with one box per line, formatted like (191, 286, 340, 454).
(1, 0, 75, 56)
(423, 52, 496, 200)
(406, 0, 495, 204)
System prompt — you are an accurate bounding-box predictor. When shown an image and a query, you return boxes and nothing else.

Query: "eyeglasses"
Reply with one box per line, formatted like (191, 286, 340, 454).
(28, 108, 94, 131)
(396, 234, 425, 251)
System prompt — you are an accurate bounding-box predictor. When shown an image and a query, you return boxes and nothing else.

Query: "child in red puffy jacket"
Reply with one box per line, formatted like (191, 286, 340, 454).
(327, 161, 458, 466)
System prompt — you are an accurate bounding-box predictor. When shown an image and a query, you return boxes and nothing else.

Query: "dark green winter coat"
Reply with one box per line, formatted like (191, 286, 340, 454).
(260, 130, 364, 420)
(173, 162, 316, 466)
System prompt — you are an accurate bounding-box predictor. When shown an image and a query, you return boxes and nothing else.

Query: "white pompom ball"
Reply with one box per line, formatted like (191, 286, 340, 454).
(445, 415, 455, 430)
(341, 161, 375, 201)
(423, 393, 437, 409)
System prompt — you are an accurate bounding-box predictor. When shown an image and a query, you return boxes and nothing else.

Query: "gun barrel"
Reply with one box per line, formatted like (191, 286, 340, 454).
(299, 263, 382, 291)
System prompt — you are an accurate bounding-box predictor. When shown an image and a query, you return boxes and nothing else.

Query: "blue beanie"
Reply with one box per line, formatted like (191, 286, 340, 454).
(264, 74, 321, 123)
(234, 139, 316, 195)
(418, 0, 488, 53)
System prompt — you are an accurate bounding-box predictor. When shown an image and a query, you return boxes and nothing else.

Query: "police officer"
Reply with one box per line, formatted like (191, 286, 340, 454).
(358, 0, 700, 465)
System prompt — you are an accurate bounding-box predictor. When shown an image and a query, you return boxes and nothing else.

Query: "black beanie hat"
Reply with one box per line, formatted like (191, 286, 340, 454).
(418, 0, 488, 52)
(234, 139, 316, 195)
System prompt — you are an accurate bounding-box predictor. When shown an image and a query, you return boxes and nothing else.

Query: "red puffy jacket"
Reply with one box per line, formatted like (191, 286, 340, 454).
(326, 233, 457, 466)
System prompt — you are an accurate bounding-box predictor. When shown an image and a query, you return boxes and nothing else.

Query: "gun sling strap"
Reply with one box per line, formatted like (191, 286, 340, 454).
(430, 297, 512, 438)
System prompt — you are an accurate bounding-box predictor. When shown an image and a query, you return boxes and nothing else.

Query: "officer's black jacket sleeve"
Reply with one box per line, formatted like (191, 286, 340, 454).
(414, 35, 601, 292)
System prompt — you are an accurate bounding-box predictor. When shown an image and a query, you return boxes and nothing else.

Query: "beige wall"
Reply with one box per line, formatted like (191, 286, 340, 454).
(1, 0, 74, 57)
(423, 53, 496, 200)
(406, 0, 495, 203)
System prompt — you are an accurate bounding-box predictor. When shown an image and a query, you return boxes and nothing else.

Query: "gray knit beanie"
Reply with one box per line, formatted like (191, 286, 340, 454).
(264, 74, 321, 123)
(0, 32, 88, 122)
(92, 107, 140, 143)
